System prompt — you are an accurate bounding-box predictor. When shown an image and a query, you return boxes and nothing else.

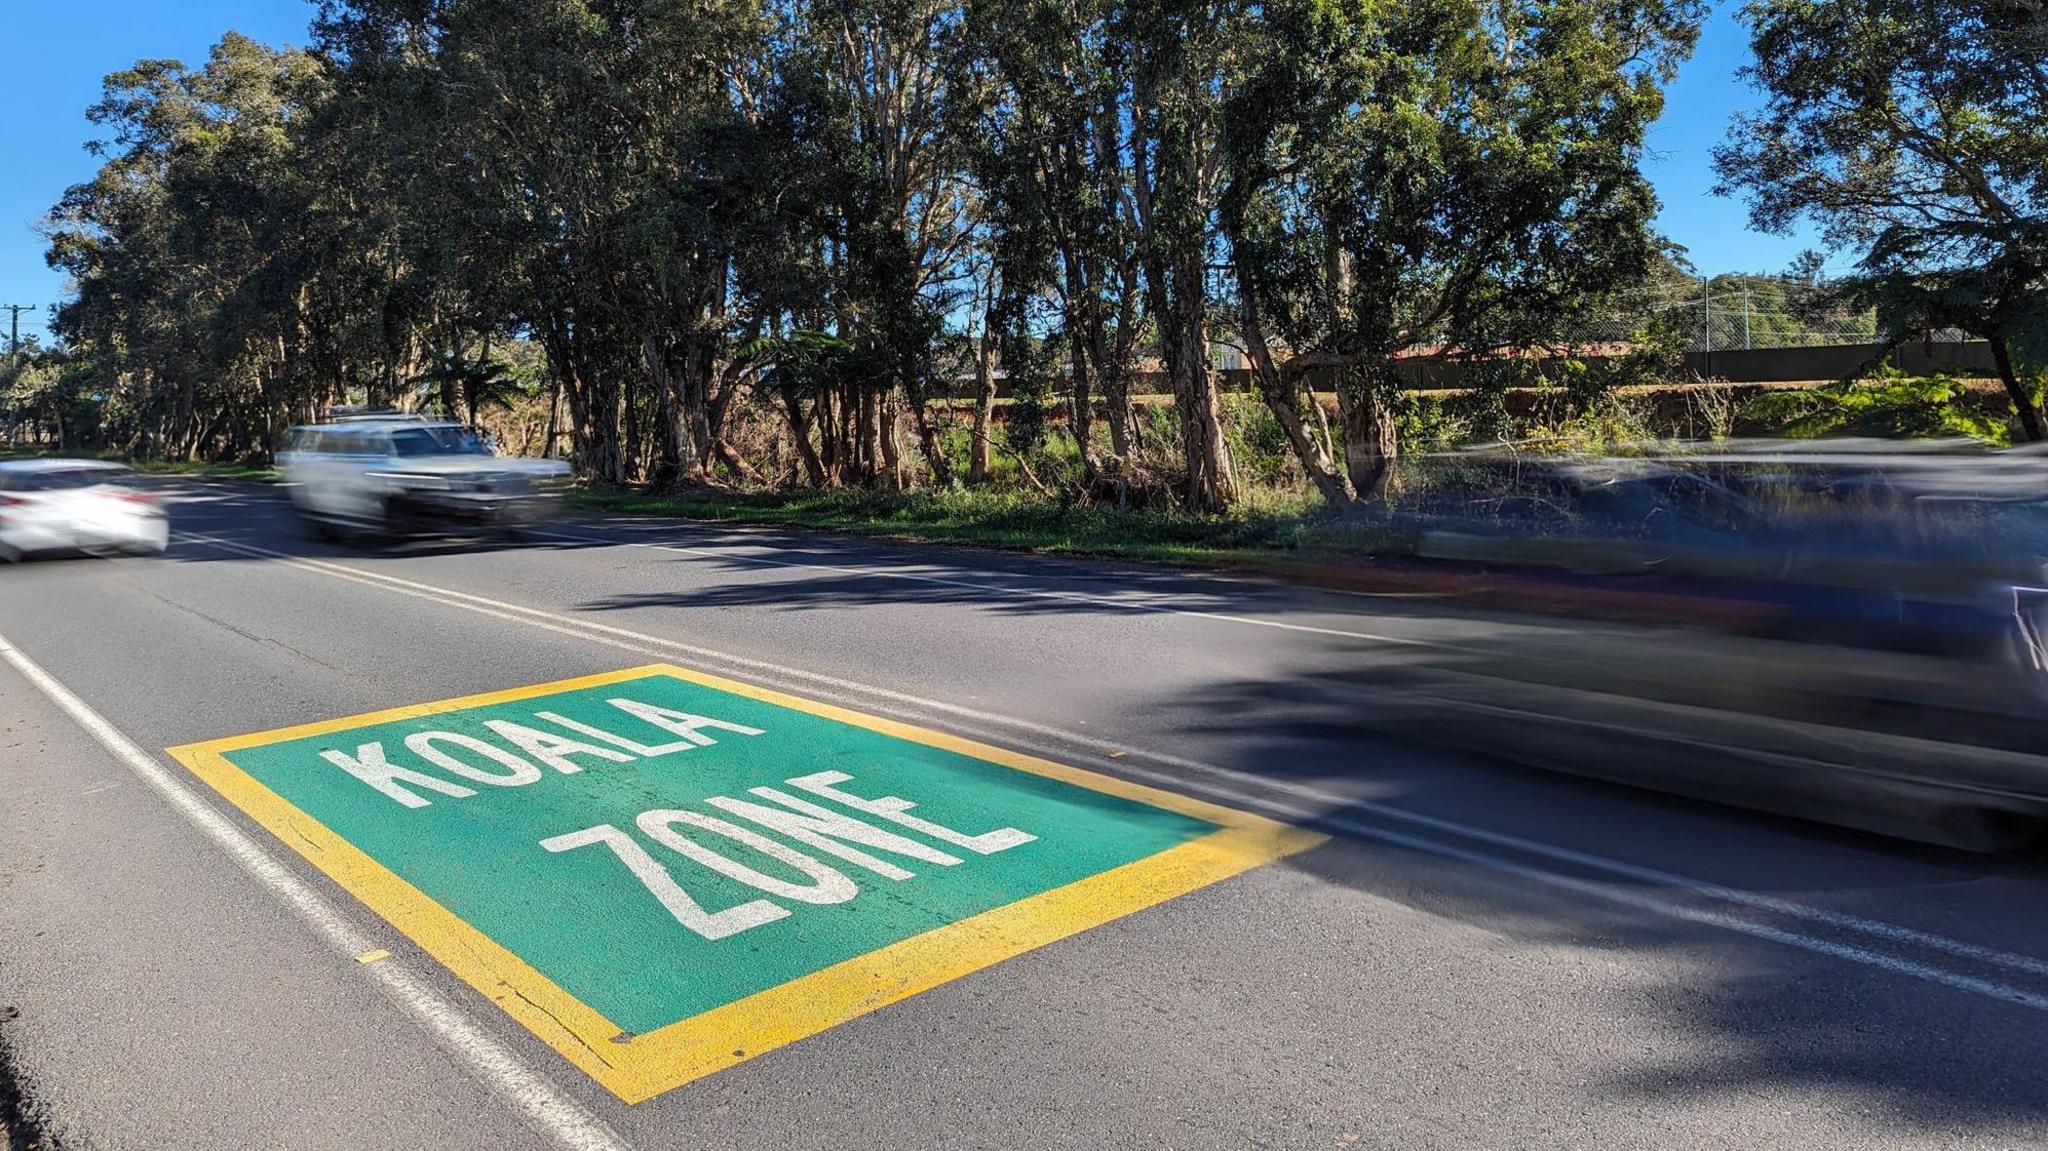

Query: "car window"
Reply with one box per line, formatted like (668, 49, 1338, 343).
(328, 430, 379, 456)
(390, 427, 491, 457)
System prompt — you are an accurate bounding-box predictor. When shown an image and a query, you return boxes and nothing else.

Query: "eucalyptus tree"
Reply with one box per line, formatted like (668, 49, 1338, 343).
(1715, 0, 2048, 440)
(959, 0, 1146, 482)
(48, 33, 350, 461)
(1221, 0, 1701, 498)
(764, 0, 978, 487)
(317, 0, 772, 482)
(1127, 0, 1237, 510)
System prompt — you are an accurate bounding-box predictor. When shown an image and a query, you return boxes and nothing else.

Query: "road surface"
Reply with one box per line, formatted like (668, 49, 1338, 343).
(3, 478, 2046, 1150)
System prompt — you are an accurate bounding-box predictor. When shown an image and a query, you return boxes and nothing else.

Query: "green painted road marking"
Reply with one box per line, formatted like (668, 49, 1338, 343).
(170, 664, 1323, 1102)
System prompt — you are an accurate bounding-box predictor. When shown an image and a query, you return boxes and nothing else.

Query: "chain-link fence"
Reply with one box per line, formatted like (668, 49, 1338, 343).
(1596, 290, 1972, 353)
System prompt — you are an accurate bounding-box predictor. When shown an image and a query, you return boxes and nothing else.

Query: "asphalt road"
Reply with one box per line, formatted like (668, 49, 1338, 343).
(4, 479, 2048, 1150)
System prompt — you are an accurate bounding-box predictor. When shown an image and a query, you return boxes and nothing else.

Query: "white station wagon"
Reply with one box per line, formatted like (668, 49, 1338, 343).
(279, 413, 570, 540)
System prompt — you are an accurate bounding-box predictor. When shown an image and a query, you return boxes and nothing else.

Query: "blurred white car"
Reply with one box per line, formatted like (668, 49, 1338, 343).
(279, 413, 570, 539)
(0, 460, 169, 561)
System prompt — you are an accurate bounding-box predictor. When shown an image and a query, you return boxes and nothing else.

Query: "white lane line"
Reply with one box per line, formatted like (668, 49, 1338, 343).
(1202, 776, 2048, 1012)
(0, 631, 632, 1151)
(525, 526, 1460, 650)
(173, 530, 2048, 992)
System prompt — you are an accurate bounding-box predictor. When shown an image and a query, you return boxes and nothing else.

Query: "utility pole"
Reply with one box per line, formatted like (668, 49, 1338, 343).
(2, 304, 37, 354)
(1, 305, 32, 448)
(1702, 280, 1712, 374)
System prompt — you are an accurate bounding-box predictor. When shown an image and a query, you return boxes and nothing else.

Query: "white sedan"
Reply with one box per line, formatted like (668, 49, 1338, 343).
(0, 460, 169, 561)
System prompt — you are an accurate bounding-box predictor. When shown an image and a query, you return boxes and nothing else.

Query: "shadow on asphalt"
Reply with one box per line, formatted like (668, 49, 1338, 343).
(151, 476, 1475, 624)
(129, 475, 2048, 1134)
(1283, 815, 2048, 1132)
(1156, 651, 2048, 1133)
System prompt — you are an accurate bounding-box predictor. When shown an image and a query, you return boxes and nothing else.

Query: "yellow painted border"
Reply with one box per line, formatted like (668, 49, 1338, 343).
(168, 664, 1324, 1104)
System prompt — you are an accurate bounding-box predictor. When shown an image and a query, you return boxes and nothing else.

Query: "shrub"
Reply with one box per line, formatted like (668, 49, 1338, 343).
(1738, 372, 2008, 444)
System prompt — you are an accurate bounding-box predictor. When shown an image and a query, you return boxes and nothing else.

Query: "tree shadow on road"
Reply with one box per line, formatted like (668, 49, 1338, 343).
(1148, 652, 2048, 1139)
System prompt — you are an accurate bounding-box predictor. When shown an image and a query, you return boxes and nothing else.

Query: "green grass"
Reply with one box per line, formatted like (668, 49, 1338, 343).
(570, 485, 1416, 568)
(124, 458, 279, 481)
(1737, 372, 2011, 445)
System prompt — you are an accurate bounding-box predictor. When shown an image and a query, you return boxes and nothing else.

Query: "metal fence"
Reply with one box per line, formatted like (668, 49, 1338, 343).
(1614, 290, 1972, 353)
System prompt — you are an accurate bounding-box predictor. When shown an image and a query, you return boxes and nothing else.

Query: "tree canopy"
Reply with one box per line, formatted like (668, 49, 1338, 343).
(1715, 0, 2048, 437)
(42, 0, 1707, 504)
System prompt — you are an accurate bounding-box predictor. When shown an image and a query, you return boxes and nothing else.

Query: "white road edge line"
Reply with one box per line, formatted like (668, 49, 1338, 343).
(173, 529, 2048, 996)
(0, 630, 632, 1151)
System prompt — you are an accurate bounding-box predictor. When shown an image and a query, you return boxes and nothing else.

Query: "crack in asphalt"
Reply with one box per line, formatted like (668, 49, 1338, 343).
(125, 580, 345, 672)
(501, 987, 620, 1070)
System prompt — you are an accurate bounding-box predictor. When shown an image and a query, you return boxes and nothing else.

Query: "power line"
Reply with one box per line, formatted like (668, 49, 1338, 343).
(1, 304, 39, 354)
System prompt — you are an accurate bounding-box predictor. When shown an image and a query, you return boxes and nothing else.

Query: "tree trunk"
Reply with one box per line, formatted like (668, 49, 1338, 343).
(1335, 374, 1399, 499)
(830, 385, 854, 483)
(467, 332, 490, 429)
(1172, 260, 1234, 511)
(1092, 320, 1134, 464)
(969, 313, 998, 485)
(1238, 281, 1354, 504)
(540, 313, 619, 483)
(1068, 331, 1097, 479)
(856, 386, 880, 484)
(711, 439, 760, 484)
(1061, 258, 1099, 479)
(900, 350, 954, 488)
(542, 375, 562, 459)
(646, 333, 683, 486)
(678, 331, 717, 479)
(620, 378, 644, 484)
(780, 381, 829, 487)
(1989, 335, 2045, 442)
(438, 339, 461, 422)
(1141, 245, 1234, 510)
(876, 390, 905, 488)
(704, 363, 752, 485)
(1089, 87, 1136, 465)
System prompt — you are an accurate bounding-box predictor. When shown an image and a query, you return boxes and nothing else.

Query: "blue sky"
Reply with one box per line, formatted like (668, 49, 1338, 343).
(0, 1, 316, 345)
(0, 1, 1814, 343)
(1640, 2, 1825, 278)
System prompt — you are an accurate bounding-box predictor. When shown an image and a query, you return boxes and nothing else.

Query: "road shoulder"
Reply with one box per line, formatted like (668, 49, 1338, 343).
(0, 652, 553, 1151)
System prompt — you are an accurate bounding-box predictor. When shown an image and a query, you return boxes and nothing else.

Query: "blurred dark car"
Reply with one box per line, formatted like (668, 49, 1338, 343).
(1376, 440, 2048, 850)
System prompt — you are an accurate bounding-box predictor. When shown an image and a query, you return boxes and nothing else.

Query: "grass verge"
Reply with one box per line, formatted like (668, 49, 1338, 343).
(127, 459, 278, 481)
(569, 486, 1417, 568)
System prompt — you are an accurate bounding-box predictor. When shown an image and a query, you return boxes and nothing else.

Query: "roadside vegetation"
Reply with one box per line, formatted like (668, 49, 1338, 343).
(572, 371, 2019, 563)
(0, 0, 2041, 562)
(570, 485, 1412, 566)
